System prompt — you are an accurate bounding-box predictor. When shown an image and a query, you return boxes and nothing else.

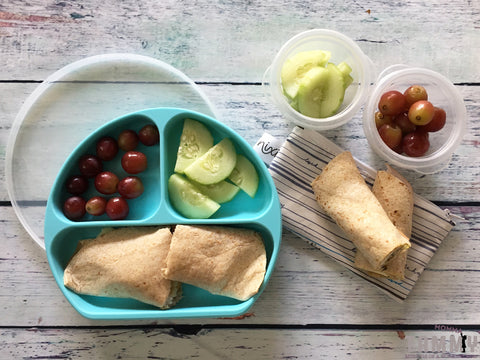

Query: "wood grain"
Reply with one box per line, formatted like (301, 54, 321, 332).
(0, 205, 478, 327)
(0, 0, 478, 83)
(0, 0, 479, 358)
(2, 327, 479, 359)
(1, 83, 479, 203)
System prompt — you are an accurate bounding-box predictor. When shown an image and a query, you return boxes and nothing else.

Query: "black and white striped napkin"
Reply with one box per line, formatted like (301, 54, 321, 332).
(256, 127, 455, 301)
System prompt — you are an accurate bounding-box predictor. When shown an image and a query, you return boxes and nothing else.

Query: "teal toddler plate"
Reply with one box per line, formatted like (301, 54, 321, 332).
(44, 107, 282, 320)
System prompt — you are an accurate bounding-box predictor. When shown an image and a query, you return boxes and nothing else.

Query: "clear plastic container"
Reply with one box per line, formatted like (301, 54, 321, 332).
(263, 29, 374, 131)
(362, 65, 467, 174)
(5, 54, 219, 249)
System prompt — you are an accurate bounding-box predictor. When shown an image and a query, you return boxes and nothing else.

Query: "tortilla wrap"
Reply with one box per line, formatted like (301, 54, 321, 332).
(162, 225, 266, 301)
(64, 226, 182, 309)
(354, 166, 414, 280)
(310, 151, 410, 270)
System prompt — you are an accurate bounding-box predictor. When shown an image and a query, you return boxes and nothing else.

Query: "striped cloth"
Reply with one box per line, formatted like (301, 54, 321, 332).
(267, 127, 455, 301)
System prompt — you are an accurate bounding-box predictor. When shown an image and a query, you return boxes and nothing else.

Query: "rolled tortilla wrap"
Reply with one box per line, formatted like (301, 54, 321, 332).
(162, 225, 266, 301)
(64, 226, 182, 309)
(310, 151, 410, 270)
(354, 166, 414, 280)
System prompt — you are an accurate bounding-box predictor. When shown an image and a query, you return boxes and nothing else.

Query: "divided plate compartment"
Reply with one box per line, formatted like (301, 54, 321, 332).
(44, 107, 282, 320)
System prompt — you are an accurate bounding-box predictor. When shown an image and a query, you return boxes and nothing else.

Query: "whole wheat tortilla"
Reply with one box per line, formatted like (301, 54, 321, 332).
(310, 151, 410, 270)
(354, 166, 414, 280)
(162, 225, 266, 301)
(64, 226, 182, 309)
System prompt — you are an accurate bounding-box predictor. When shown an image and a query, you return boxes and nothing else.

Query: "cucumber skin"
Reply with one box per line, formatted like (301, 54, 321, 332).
(192, 180, 240, 203)
(168, 174, 220, 219)
(281, 50, 331, 99)
(296, 63, 346, 118)
(337, 61, 353, 89)
(280, 51, 353, 118)
(174, 118, 214, 174)
(184, 138, 237, 185)
(228, 154, 259, 198)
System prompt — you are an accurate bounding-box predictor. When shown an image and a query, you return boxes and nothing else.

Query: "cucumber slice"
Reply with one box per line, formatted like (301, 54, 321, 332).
(343, 73, 354, 89)
(337, 61, 352, 77)
(337, 61, 353, 89)
(168, 173, 220, 218)
(228, 154, 259, 198)
(296, 63, 346, 118)
(192, 180, 240, 203)
(184, 138, 237, 185)
(281, 50, 331, 99)
(174, 118, 214, 174)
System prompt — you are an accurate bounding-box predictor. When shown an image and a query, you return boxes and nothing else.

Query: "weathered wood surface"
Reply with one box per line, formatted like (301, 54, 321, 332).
(1, 83, 479, 202)
(1, 204, 479, 327)
(0, 0, 478, 83)
(2, 328, 478, 360)
(1, 0, 479, 358)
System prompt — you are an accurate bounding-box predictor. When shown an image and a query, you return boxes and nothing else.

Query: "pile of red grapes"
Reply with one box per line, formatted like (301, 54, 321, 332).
(375, 84, 446, 157)
(63, 124, 159, 221)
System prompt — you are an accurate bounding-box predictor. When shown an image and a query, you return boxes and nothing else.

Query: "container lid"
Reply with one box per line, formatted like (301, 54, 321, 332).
(5, 53, 218, 249)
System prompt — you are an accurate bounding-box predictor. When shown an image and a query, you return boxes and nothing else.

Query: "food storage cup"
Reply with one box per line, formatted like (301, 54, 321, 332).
(362, 65, 467, 174)
(263, 29, 374, 131)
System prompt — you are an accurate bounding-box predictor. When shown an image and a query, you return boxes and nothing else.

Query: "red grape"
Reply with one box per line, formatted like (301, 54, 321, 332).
(63, 196, 86, 220)
(94, 171, 119, 194)
(79, 154, 103, 178)
(85, 196, 107, 216)
(96, 136, 119, 161)
(404, 85, 428, 107)
(117, 129, 139, 151)
(378, 90, 406, 116)
(118, 176, 144, 199)
(378, 124, 403, 150)
(65, 175, 88, 195)
(374, 111, 393, 130)
(418, 107, 446, 133)
(402, 131, 430, 157)
(106, 197, 129, 220)
(408, 100, 435, 125)
(394, 112, 416, 134)
(392, 142, 403, 154)
(138, 124, 159, 146)
(121, 151, 147, 174)
(374, 85, 447, 158)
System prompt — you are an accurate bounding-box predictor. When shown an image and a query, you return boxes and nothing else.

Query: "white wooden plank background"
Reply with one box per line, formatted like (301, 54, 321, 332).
(0, 0, 479, 358)
(1, 83, 479, 202)
(1, 204, 479, 327)
(3, 328, 478, 360)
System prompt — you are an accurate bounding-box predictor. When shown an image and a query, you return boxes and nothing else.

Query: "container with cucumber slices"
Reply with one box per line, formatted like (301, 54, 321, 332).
(263, 29, 374, 131)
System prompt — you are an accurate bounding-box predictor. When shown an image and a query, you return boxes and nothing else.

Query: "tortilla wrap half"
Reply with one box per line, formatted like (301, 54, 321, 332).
(64, 226, 182, 309)
(162, 224, 266, 301)
(354, 166, 414, 280)
(310, 151, 410, 270)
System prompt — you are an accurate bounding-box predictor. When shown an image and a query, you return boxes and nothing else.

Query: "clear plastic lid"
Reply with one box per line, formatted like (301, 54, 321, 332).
(5, 54, 218, 249)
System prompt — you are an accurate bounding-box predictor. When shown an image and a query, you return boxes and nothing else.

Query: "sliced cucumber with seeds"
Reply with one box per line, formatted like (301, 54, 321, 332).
(184, 138, 237, 185)
(174, 118, 214, 174)
(168, 173, 220, 218)
(297, 63, 346, 118)
(281, 50, 331, 99)
(192, 180, 240, 203)
(228, 154, 259, 198)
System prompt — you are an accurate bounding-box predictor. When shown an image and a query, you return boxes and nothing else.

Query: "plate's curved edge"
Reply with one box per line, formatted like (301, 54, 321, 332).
(6, 54, 219, 250)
